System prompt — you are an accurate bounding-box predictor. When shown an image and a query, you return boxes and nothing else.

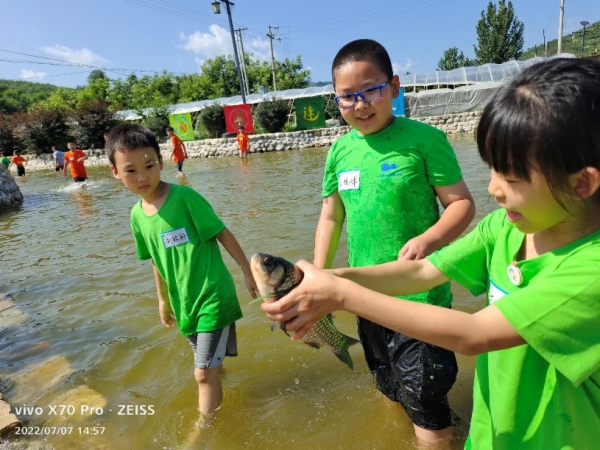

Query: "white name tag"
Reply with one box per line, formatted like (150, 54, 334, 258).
(488, 279, 507, 304)
(161, 228, 190, 249)
(338, 170, 360, 191)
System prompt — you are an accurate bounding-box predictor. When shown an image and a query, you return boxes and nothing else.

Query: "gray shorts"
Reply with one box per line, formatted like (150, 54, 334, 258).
(186, 323, 238, 369)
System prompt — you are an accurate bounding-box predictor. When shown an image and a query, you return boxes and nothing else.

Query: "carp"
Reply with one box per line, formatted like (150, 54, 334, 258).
(250, 253, 360, 370)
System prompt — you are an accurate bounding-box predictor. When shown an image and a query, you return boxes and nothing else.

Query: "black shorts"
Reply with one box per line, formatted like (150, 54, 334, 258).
(175, 161, 184, 171)
(73, 177, 88, 182)
(17, 165, 25, 176)
(56, 165, 64, 172)
(357, 317, 459, 430)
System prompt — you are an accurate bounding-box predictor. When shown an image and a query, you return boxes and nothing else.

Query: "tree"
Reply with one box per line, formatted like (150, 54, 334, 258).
(253, 98, 289, 133)
(87, 70, 108, 85)
(199, 105, 226, 138)
(437, 47, 476, 71)
(474, 0, 524, 64)
(14, 106, 69, 154)
(68, 99, 117, 149)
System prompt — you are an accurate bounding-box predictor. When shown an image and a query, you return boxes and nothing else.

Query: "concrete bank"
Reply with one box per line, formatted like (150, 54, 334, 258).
(12, 111, 481, 173)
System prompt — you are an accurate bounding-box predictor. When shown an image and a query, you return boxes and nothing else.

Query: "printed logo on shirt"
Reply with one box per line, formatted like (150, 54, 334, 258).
(488, 278, 507, 304)
(161, 227, 190, 249)
(378, 161, 402, 178)
(338, 170, 360, 191)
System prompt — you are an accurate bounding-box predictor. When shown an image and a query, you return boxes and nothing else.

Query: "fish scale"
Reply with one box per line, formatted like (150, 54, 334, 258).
(250, 253, 360, 370)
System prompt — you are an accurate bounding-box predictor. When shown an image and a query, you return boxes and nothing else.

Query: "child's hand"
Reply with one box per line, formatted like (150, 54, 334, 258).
(244, 274, 259, 300)
(398, 235, 437, 260)
(159, 300, 176, 327)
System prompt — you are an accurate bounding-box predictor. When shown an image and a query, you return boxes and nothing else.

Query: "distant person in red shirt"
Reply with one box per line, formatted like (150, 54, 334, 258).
(63, 141, 88, 182)
(236, 126, 249, 160)
(9, 150, 27, 176)
(166, 127, 188, 178)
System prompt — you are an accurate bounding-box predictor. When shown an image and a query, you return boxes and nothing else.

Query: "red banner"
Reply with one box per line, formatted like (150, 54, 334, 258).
(224, 104, 254, 133)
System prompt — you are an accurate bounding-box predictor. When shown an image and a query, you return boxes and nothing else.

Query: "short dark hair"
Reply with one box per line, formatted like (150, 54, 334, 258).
(105, 123, 161, 166)
(477, 57, 600, 206)
(331, 39, 393, 87)
(165, 127, 174, 133)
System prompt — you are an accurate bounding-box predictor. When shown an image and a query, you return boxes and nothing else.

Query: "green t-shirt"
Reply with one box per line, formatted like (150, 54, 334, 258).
(428, 208, 600, 449)
(130, 184, 242, 335)
(1, 157, 9, 169)
(322, 117, 463, 306)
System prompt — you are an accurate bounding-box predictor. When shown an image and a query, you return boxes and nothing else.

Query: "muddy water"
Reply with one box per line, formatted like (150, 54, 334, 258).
(0, 135, 494, 449)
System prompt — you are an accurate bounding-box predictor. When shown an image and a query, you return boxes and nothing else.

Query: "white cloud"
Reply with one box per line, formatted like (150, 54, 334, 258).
(180, 24, 272, 61)
(40, 45, 109, 67)
(21, 69, 47, 80)
(180, 25, 232, 58)
(393, 59, 416, 75)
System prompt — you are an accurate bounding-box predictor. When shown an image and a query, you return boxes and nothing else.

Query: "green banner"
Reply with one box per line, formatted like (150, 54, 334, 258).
(295, 97, 326, 130)
(169, 113, 194, 140)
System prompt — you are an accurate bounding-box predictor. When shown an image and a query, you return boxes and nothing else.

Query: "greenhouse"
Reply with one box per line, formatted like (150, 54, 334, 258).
(115, 56, 568, 121)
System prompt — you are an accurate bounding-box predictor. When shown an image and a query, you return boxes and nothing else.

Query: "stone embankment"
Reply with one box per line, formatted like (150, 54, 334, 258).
(0, 165, 23, 211)
(14, 111, 481, 173)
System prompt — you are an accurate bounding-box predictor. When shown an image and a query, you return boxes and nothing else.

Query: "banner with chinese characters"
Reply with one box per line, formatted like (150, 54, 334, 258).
(224, 104, 254, 133)
(169, 113, 195, 140)
(295, 97, 326, 130)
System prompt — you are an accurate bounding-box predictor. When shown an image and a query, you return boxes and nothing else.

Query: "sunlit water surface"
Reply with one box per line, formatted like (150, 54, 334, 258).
(0, 135, 496, 449)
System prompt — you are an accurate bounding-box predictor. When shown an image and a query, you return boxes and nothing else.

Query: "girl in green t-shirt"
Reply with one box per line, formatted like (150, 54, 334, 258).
(262, 57, 600, 449)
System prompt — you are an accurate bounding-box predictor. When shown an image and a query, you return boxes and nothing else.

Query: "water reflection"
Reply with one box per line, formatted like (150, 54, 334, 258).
(0, 137, 490, 449)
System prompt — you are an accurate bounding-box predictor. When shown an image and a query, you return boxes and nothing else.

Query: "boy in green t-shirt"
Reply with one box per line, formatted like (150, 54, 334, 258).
(314, 39, 475, 444)
(106, 123, 258, 421)
(1, 155, 10, 170)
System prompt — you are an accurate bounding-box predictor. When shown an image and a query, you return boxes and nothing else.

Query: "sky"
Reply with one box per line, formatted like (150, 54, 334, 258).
(1, 0, 599, 89)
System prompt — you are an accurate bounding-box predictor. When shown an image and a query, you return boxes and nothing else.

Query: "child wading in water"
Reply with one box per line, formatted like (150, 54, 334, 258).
(106, 123, 258, 422)
(262, 57, 600, 449)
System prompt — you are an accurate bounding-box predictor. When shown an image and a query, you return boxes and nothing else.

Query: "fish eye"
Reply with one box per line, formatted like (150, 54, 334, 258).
(263, 257, 274, 268)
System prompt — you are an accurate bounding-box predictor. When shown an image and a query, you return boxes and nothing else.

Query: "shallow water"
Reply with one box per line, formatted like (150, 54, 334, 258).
(0, 135, 493, 450)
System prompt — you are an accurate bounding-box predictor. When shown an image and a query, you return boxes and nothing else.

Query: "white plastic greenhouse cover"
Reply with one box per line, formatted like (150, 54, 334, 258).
(114, 56, 566, 120)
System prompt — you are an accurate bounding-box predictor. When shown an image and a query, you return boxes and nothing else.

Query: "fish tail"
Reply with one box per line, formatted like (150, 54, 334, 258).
(331, 334, 360, 370)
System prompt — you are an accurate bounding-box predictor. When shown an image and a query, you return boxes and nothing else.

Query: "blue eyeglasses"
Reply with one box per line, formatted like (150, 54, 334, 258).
(334, 78, 393, 109)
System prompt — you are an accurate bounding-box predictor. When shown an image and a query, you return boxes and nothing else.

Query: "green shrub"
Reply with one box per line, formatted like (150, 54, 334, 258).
(140, 106, 172, 140)
(199, 105, 226, 138)
(68, 99, 117, 149)
(253, 98, 289, 133)
(325, 97, 346, 126)
(0, 115, 21, 155)
(14, 106, 69, 155)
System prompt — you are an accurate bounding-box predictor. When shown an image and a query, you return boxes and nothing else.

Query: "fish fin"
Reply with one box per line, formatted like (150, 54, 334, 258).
(270, 322, 276, 332)
(331, 333, 361, 370)
(332, 347, 354, 370)
(279, 322, 290, 337)
(304, 342, 321, 350)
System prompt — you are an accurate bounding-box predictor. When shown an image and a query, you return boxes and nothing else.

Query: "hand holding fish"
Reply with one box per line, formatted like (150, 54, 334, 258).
(251, 254, 359, 369)
(260, 259, 346, 341)
(243, 273, 259, 300)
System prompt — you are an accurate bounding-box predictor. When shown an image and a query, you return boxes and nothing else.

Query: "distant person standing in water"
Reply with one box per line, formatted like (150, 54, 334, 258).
(64, 141, 88, 182)
(52, 146, 65, 172)
(9, 150, 27, 176)
(166, 127, 188, 178)
(236, 126, 249, 160)
(1, 153, 10, 170)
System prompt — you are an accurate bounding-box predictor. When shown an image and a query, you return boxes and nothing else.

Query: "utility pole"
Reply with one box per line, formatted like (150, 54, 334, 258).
(211, 0, 246, 103)
(543, 29, 548, 57)
(235, 27, 250, 95)
(557, 0, 565, 54)
(267, 25, 281, 91)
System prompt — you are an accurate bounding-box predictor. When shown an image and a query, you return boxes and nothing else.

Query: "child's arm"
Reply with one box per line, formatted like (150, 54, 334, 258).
(63, 160, 69, 176)
(262, 259, 525, 355)
(77, 153, 87, 163)
(215, 227, 258, 299)
(399, 180, 475, 260)
(182, 142, 188, 159)
(152, 262, 175, 327)
(313, 191, 346, 269)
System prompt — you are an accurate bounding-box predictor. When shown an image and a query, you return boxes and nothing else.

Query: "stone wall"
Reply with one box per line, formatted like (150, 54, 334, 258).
(14, 111, 481, 173)
(0, 165, 23, 211)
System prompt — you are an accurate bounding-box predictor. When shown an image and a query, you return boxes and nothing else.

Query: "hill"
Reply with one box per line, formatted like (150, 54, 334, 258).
(520, 19, 600, 60)
(0, 79, 69, 114)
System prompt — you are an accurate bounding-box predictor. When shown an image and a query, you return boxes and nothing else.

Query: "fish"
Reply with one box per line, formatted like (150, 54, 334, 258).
(250, 252, 360, 370)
